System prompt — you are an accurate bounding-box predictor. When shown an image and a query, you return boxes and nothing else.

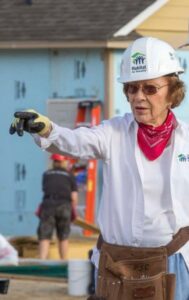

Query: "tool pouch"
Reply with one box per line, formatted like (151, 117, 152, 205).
(121, 273, 175, 300)
(96, 243, 176, 300)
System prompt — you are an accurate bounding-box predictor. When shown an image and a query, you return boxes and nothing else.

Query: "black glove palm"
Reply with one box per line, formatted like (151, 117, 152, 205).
(9, 109, 51, 137)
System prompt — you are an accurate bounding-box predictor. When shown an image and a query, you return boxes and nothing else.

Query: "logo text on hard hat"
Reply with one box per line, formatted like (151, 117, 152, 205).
(169, 52, 176, 60)
(131, 52, 146, 73)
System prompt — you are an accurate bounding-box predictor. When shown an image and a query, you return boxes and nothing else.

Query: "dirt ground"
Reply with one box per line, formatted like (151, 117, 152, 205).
(0, 279, 88, 300)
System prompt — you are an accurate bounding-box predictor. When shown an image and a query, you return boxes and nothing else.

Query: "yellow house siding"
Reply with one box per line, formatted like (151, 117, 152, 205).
(155, 7, 189, 18)
(136, 32, 188, 47)
(136, 0, 189, 47)
(138, 18, 188, 31)
(170, 0, 189, 5)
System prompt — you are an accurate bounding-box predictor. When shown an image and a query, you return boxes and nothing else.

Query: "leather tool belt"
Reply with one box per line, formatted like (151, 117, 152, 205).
(88, 226, 189, 300)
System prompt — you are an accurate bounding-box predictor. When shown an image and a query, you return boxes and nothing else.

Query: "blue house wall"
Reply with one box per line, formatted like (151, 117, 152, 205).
(0, 49, 104, 236)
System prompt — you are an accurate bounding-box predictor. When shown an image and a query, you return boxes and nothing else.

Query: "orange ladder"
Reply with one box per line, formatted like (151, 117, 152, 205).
(75, 100, 101, 236)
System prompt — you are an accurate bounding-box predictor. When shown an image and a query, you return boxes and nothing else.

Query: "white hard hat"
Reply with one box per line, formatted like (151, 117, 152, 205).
(118, 37, 184, 83)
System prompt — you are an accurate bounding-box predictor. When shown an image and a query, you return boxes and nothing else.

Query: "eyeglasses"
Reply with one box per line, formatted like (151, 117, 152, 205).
(124, 83, 169, 95)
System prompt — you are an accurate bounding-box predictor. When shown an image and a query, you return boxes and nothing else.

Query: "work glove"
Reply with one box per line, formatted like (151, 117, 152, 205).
(9, 109, 51, 137)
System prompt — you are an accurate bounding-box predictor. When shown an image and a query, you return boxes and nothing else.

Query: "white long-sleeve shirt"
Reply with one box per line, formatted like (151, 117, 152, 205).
(33, 113, 189, 268)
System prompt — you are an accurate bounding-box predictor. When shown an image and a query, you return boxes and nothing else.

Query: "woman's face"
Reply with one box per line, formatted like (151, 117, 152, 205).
(125, 77, 171, 126)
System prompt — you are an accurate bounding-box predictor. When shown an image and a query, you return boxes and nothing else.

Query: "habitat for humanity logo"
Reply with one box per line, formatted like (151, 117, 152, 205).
(178, 154, 189, 162)
(131, 52, 146, 73)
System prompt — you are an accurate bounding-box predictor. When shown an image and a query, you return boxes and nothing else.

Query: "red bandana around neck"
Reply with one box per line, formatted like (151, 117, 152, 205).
(137, 110, 177, 161)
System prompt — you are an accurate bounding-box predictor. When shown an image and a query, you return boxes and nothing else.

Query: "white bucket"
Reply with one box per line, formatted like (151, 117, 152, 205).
(68, 259, 92, 296)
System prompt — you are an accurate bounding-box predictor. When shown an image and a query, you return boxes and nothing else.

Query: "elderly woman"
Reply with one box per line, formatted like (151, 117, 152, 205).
(10, 37, 189, 300)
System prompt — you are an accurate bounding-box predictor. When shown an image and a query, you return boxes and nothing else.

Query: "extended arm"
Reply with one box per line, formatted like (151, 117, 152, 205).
(10, 109, 110, 160)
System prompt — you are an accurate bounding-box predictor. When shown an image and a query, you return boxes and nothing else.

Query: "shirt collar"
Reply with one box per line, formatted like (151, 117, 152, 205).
(124, 113, 137, 133)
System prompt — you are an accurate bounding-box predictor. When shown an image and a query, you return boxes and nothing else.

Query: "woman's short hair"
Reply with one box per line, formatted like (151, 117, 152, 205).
(167, 75, 186, 109)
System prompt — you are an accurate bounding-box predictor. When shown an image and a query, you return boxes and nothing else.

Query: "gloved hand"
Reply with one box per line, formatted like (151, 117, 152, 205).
(9, 109, 52, 137)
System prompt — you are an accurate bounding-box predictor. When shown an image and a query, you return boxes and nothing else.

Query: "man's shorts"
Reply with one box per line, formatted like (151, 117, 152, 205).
(37, 203, 71, 240)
